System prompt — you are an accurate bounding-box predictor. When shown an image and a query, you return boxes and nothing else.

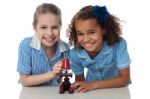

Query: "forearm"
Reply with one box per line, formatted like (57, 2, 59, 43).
(92, 68, 130, 89)
(92, 77, 129, 89)
(74, 67, 130, 92)
(20, 71, 56, 87)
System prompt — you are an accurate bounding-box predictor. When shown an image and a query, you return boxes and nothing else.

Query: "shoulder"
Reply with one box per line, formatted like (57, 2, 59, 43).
(69, 48, 78, 60)
(19, 37, 33, 51)
(118, 37, 127, 45)
(69, 48, 85, 61)
(58, 40, 70, 52)
(20, 37, 32, 46)
(69, 48, 78, 55)
(113, 37, 127, 48)
(113, 37, 131, 68)
(62, 41, 70, 50)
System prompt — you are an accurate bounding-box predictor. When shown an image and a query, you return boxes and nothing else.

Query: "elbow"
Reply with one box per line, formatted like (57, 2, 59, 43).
(119, 78, 130, 87)
(21, 82, 31, 87)
(119, 67, 130, 87)
(19, 75, 33, 87)
(20, 79, 32, 87)
(120, 82, 128, 87)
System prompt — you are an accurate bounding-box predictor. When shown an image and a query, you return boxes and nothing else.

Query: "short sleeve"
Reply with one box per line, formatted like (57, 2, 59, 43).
(69, 49, 84, 75)
(116, 38, 131, 69)
(17, 38, 32, 74)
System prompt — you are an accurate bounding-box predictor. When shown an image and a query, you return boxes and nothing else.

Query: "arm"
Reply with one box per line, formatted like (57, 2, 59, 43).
(20, 71, 56, 87)
(20, 61, 62, 87)
(74, 67, 130, 93)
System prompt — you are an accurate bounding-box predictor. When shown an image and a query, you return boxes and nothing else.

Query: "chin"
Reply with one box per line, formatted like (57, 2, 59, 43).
(44, 42, 56, 47)
(85, 48, 94, 52)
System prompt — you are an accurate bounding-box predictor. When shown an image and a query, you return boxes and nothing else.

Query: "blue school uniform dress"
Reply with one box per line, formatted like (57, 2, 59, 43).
(17, 35, 69, 85)
(69, 37, 131, 81)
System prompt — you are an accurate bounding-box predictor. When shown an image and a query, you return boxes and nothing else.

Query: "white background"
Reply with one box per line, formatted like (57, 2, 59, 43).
(0, 0, 150, 99)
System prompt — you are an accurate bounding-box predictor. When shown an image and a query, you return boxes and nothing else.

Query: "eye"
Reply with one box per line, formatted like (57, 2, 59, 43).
(89, 31, 95, 34)
(77, 32, 83, 36)
(52, 25, 60, 30)
(41, 26, 47, 29)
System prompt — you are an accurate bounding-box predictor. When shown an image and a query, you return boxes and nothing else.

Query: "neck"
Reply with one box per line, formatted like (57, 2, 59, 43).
(88, 51, 98, 59)
(88, 42, 104, 59)
(42, 44, 56, 60)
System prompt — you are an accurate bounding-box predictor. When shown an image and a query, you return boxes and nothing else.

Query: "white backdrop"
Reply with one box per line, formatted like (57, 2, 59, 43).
(0, 0, 150, 99)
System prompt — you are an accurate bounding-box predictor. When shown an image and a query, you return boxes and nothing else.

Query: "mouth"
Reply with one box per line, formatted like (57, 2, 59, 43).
(43, 36, 56, 42)
(82, 42, 95, 48)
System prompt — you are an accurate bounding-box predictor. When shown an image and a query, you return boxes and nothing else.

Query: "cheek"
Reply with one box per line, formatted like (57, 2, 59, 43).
(54, 30, 60, 37)
(37, 33, 43, 40)
(77, 36, 82, 43)
(35, 30, 44, 39)
(95, 36, 103, 44)
(36, 30, 43, 36)
(95, 33, 103, 39)
(35, 28, 43, 34)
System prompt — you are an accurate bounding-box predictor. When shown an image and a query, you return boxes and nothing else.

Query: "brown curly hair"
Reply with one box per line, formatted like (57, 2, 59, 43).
(67, 5, 122, 48)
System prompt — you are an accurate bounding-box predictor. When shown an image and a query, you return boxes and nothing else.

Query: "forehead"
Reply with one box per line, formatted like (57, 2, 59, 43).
(37, 13, 60, 25)
(75, 19, 98, 30)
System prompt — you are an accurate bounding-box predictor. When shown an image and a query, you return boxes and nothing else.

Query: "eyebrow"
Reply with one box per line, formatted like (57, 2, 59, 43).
(39, 24, 60, 27)
(52, 25, 60, 27)
(40, 24, 47, 26)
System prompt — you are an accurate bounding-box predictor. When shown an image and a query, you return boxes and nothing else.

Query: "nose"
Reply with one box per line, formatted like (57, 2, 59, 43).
(46, 28, 53, 36)
(83, 35, 90, 42)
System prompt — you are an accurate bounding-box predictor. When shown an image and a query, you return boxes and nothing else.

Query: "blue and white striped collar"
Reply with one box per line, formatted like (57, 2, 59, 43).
(30, 34, 41, 50)
(30, 34, 67, 52)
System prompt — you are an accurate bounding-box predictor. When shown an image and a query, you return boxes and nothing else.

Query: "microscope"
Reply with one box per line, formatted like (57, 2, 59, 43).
(59, 53, 74, 94)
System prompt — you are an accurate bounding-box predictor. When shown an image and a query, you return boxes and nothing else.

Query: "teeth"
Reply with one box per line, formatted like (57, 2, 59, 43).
(84, 43, 93, 47)
(44, 37, 54, 42)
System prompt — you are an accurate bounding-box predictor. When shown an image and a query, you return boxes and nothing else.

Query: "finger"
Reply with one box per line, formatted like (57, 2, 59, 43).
(54, 63, 62, 69)
(73, 82, 81, 87)
(73, 83, 79, 90)
(55, 63, 62, 67)
(58, 60, 63, 64)
(76, 85, 84, 92)
(54, 66, 61, 70)
(55, 68, 62, 72)
(80, 89, 87, 93)
(53, 67, 61, 74)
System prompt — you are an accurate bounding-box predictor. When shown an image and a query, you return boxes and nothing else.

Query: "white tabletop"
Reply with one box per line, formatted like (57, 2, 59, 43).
(19, 86, 130, 99)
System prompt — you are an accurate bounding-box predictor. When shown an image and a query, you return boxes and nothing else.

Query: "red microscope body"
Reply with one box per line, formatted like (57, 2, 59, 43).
(59, 58, 74, 94)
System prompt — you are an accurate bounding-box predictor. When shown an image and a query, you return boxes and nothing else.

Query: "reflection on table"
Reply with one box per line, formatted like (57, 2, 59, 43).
(19, 86, 130, 99)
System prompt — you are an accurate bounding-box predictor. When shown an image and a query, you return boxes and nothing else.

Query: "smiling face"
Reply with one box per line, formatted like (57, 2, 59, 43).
(75, 19, 104, 56)
(34, 13, 60, 48)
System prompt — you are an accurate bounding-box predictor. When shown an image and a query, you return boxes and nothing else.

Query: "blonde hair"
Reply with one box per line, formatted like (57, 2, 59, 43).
(32, 3, 61, 28)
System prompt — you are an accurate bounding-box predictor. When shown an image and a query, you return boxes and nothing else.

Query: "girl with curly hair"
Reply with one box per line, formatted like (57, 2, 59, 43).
(67, 5, 131, 92)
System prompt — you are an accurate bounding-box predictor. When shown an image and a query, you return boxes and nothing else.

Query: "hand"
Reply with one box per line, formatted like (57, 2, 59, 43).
(73, 81, 96, 93)
(52, 60, 63, 75)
